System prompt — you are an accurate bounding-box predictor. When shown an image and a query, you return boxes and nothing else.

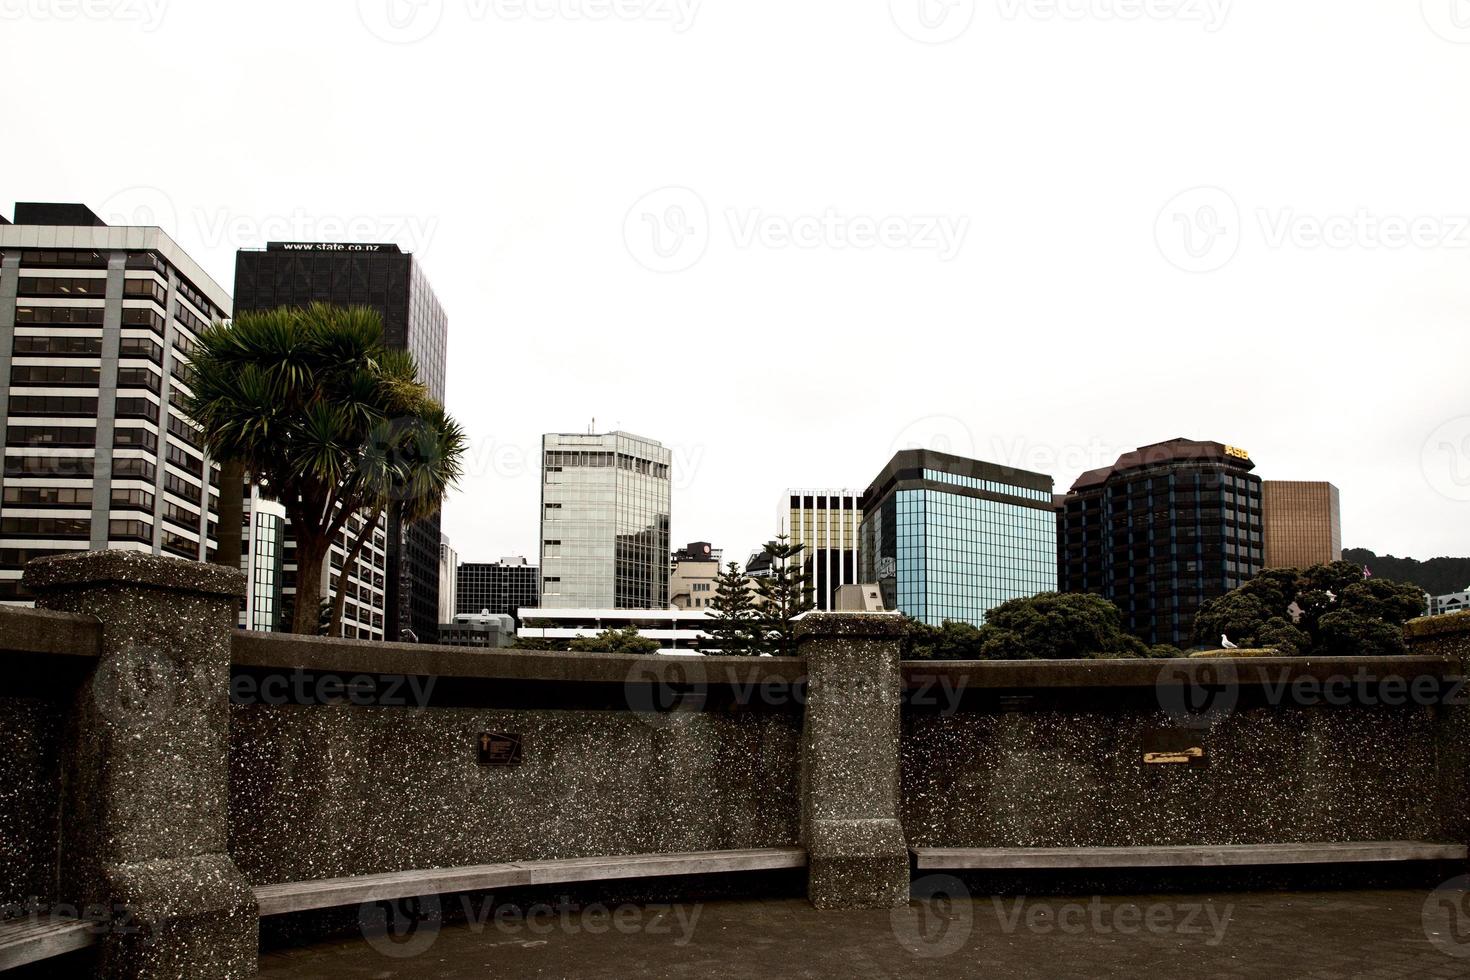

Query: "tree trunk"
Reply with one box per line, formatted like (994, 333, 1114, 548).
(329, 507, 382, 637)
(291, 535, 330, 635)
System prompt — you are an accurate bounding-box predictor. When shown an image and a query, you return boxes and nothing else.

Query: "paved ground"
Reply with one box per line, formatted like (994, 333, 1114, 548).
(259, 887, 1470, 979)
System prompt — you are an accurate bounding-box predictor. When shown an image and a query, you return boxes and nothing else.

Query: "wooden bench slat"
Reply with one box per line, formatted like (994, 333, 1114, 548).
(254, 846, 808, 916)
(912, 841, 1469, 870)
(0, 916, 98, 971)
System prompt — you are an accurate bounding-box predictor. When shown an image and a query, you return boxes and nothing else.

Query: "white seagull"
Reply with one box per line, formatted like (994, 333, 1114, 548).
(1325, 590, 1337, 603)
(1221, 634, 1238, 649)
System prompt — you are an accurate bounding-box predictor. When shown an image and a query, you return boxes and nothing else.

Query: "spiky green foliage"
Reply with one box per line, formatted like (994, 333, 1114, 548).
(187, 304, 466, 635)
(753, 533, 815, 657)
(707, 562, 761, 655)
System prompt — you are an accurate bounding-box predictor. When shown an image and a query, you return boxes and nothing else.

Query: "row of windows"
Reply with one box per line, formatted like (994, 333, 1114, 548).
(17, 276, 106, 298)
(2, 486, 92, 507)
(12, 335, 103, 356)
(19, 249, 108, 269)
(921, 469, 1052, 503)
(6, 425, 96, 449)
(15, 306, 104, 325)
(9, 395, 100, 418)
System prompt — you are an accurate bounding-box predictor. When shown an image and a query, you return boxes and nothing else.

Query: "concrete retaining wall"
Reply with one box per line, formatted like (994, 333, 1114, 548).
(3, 551, 1469, 979)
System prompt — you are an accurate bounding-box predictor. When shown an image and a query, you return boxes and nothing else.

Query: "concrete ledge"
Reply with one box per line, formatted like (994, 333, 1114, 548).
(912, 842, 1470, 870)
(22, 550, 245, 599)
(901, 656, 1458, 691)
(232, 631, 807, 686)
(0, 915, 98, 971)
(253, 848, 809, 916)
(1406, 615, 1470, 640)
(0, 605, 102, 659)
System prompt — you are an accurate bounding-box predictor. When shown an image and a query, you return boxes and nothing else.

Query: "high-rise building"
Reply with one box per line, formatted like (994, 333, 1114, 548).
(438, 533, 457, 625)
(0, 203, 230, 602)
(859, 449, 1056, 627)
(1262, 481, 1341, 570)
(785, 489, 865, 611)
(239, 484, 286, 631)
(456, 557, 540, 627)
(1058, 438, 1263, 646)
(233, 242, 448, 642)
(539, 431, 671, 609)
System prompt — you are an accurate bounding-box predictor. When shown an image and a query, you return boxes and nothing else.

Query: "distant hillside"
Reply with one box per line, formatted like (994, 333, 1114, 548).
(1344, 548, 1470, 597)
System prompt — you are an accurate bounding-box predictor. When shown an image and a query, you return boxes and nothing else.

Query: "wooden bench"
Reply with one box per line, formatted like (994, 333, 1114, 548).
(254, 846, 808, 916)
(912, 841, 1469, 870)
(0, 915, 99, 971)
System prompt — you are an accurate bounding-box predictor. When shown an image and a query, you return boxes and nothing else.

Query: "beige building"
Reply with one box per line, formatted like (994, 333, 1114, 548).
(785, 489, 865, 611)
(670, 541, 721, 610)
(1263, 481, 1342, 570)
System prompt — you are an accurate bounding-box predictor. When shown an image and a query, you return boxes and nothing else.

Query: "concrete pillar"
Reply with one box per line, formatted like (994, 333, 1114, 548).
(25, 550, 257, 979)
(796, 612, 909, 909)
(1407, 616, 1470, 845)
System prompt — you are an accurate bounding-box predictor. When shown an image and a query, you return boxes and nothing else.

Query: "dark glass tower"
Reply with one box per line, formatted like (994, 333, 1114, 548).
(1057, 438, 1264, 646)
(859, 449, 1057, 627)
(233, 243, 448, 643)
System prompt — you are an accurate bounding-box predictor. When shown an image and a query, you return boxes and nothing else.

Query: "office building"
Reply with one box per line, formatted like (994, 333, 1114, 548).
(1429, 589, 1470, 617)
(539, 431, 671, 609)
(456, 557, 540, 627)
(438, 533, 457, 625)
(786, 489, 865, 611)
(438, 609, 515, 649)
(233, 242, 448, 642)
(670, 541, 720, 610)
(1262, 480, 1342, 569)
(238, 484, 286, 631)
(0, 203, 229, 602)
(859, 449, 1056, 627)
(516, 607, 712, 653)
(1058, 438, 1263, 646)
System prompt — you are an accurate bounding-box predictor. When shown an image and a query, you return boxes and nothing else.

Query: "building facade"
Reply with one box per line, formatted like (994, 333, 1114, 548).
(670, 541, 720, 610)
(1429, 590, 1470, 617)
(539, 431, 671, 609)
(785, 489, 865, 611)
(1262, 480, 1342, 570)
(438, 610, 515, 648)
(0, 203, 229, 602)
(438, 533, 457, 625)
(456, 557, 540, 626)
(232, 242, 448, 642)
(238, 484, 286, 631)
(1058, 438, 1264, 646)
(859, 450, 1056, 627)
(516, 607, 711, 653)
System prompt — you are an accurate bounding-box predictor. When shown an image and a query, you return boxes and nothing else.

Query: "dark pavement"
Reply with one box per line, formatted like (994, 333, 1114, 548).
(259, 886, 1470, 979)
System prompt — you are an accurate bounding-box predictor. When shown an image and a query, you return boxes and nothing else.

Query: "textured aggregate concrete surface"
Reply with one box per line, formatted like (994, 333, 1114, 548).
(245, 888, 1470, 979)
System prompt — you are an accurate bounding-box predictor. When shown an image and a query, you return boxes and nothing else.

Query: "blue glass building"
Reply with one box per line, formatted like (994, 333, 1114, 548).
(859, 450, 1056, 627)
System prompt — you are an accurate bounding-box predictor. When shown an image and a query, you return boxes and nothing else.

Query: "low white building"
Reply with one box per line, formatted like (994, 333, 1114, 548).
(1429, 589, 1470, 617)
(516, 607, 715, 654)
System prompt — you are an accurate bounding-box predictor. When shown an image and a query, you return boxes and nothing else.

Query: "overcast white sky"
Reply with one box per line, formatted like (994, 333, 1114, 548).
(5, 0, 1470, 566)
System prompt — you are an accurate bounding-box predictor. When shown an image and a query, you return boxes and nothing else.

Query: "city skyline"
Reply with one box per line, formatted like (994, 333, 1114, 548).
(5, 4, 1468, 572)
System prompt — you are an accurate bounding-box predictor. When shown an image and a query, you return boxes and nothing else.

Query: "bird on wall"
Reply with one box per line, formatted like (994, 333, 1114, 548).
(1221, 634, 1238, 649)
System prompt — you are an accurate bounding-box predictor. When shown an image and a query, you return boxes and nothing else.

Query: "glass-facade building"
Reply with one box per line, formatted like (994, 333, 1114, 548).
(0, 204, 229, 603)
(233, 242, 448, 642)
(456, 557, 540, 627)
(540, 431, 671, 609)
(1058, 438, 1263, 646)
(860, 450, 1056, 627)
(786, 489, 865, 612)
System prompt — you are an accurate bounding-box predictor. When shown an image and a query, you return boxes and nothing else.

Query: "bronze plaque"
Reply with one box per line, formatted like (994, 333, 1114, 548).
(1142, 730, 1208, 768)
(477, 733, 522, 767)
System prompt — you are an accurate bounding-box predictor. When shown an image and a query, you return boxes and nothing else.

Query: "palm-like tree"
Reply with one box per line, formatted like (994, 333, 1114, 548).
(188, 304, 467, 636)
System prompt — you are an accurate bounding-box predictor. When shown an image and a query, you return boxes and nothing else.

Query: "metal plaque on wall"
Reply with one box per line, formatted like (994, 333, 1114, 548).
(477, 733, 523, 767)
